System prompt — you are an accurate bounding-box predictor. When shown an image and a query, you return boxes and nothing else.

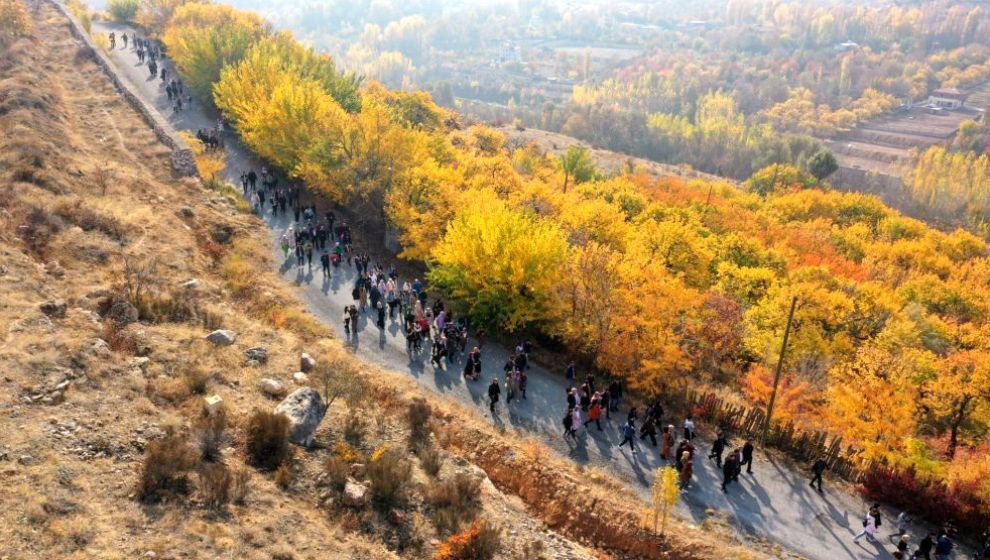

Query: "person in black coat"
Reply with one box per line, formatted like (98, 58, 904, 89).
(810, 457, 828, 493)
(487, 378, 500, 412)
(721, 453, 739, 492)
(741, 440, 755, 474)
(708, 431, 727, 468)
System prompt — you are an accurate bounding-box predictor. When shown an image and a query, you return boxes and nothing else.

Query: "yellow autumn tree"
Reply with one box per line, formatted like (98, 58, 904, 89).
(650, 467, 680, 535)
(163, 3, 270, 98)
(385, 157, 466, 261)
(826, 344, 926, 462)
(596, 258, 696, 396)
(428, 191, 569, 332)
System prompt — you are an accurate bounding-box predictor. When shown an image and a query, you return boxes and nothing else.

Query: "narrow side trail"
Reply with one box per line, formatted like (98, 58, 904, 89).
(90, 18, 937, 560)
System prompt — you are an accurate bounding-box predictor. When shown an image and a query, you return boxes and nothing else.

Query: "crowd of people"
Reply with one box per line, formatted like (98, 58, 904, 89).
(853, 506, 972, 560)
(106, 30, 191, 113)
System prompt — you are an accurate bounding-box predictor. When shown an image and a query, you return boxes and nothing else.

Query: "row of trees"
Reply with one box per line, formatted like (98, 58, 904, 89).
(159, 0, 990, 521)
(909, 146, 990, 232)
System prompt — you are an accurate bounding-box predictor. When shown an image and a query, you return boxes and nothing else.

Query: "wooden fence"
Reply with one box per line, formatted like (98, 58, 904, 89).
(663, 388, 867, 482)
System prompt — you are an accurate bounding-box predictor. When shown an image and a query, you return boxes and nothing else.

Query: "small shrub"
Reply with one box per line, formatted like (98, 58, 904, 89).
(245, 411, 289, 471)
(106, 0, 140, 23)
(184, 369, 209, 395)
(92, 32, 110, 52)
(367, 448, 412, 510)
(334, 441, 361, 463)
(136, 434, 198, 503)
(323, 455, 349, 491)
(194, 408, 226, 462)
(275, 461, 295, 490)
(407, 397, 432, 447)
(66, 0, 90, 33)
(229, 467, 250, 504)
(434, 519, 500, 560)
(18, 206, 62, 258)
(427, 472, 482, 534)
(343, 414, 366, 447)
(199, 462, 231, 509)
(103, 319, 138, 354)
(418, 444, 443, 478)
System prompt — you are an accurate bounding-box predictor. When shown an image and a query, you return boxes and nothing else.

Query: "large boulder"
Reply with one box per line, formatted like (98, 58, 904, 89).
(205, 329, 237, 345)
(300, 352, 316, 373)
(274, 387, 326, 447)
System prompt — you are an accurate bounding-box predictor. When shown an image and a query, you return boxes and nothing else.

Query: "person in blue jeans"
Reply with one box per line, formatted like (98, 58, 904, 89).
(618, 419, 637, 453)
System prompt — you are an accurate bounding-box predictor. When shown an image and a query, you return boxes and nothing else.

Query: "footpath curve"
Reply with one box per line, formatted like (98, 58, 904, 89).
(89, 18, 948, 560)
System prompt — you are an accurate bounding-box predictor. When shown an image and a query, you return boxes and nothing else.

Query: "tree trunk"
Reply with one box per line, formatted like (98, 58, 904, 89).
(947, 396, 972, 459)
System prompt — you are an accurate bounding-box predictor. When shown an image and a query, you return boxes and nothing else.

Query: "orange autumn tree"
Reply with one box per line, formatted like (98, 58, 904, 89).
(742, 364, 820, 425)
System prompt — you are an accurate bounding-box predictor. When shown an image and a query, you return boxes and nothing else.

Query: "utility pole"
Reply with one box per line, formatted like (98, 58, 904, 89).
(761, 296, 798, 444)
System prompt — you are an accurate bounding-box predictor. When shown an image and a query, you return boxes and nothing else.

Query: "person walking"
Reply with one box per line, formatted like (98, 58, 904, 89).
(640, 416, 658, 447)
(895, 534, 911, 555)
(565, 361, 576, 381)
(683, 415, 696, 441)
(853, 511, 878, 543)
(618, 419, 637, 453)
(563, 410, 576, 439)
(913, 532, 934, 560)
(933, 533, 953, 560)
(487, 378, 500, 413)
(721, 452, 739, 493)
(608, 380, 621, 412)
(570, 406, 582, 436)
(584, 397, 603, 431)
(320, 252, 330, 277)
(741, 439, 755, 475)
(709, 430, 726, 468)
(431, 336, 445, 369)
(810, 457, 828, 493)
(680, 451, 694, 489)
(661, 425, 674, 460)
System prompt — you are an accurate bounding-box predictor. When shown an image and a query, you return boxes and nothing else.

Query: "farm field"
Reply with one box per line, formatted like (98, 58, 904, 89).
(829, 82, 990, 180)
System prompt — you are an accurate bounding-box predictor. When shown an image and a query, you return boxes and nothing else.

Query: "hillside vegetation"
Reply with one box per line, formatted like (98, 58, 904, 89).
(0, 2, 795, 559)
(131, 0, 990, 533)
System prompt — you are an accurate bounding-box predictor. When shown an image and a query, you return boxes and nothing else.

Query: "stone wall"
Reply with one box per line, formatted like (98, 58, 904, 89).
(45, 0, 198, 177)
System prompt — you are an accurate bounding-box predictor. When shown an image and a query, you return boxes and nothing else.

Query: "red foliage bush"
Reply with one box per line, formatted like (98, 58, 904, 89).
(860, 466, 989, 535)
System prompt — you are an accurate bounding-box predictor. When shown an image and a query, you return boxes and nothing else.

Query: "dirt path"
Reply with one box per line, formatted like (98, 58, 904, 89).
(88, 18, 960, 560)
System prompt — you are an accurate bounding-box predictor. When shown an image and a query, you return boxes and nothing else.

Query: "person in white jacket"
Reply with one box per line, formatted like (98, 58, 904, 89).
(853, 512, 877, 543)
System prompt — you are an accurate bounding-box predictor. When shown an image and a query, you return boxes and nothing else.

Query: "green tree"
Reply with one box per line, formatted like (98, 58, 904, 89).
(807, 150, 839, 181)
(559, 145, 596, 193)
(745, 164, 816, 197)
(107, 0, 140, 23)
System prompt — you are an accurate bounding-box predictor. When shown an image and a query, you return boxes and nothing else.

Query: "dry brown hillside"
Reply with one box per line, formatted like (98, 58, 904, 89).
(0, 3, 781, 560)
